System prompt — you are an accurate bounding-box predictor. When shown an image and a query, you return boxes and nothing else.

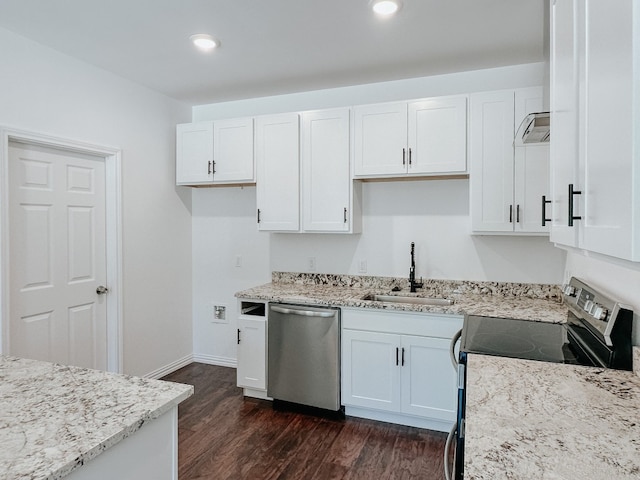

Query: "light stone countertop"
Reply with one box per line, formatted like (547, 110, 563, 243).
(236, 272, 568, 323)
(464, 354, 640, 479)
(0, 355, 193, 480)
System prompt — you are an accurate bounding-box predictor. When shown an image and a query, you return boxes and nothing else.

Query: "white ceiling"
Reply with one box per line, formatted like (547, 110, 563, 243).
(0, 0, 546, 106)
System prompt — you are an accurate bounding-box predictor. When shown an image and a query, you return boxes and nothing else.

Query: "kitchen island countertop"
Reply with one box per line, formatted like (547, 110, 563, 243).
(0, 355, 193, 479)
(464, 354, 640, 479)
(236, 272, 568, 323)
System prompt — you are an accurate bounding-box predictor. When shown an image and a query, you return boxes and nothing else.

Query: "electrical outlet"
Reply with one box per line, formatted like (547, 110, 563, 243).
(358, 260, 367, 273)
(308, 256, 316, 272)
(235, 255, 242, 268)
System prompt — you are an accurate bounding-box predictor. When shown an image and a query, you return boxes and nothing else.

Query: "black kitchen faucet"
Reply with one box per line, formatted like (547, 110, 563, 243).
(409, 242, 424, 293)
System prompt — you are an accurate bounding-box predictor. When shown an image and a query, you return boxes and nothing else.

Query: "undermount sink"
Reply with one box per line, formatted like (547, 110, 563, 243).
(361, 294, 454, 306)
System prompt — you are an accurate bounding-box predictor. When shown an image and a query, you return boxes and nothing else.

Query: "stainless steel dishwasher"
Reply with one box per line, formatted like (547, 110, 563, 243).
(268, 303, 341, 411)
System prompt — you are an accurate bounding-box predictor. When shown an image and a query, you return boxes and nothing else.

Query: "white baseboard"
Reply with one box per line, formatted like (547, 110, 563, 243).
(192, 353, 237, 368)
(144, 354, 194, 379)
(344, 406, 453, 433)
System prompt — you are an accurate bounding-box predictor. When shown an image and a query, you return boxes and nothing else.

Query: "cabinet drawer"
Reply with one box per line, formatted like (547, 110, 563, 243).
(342, 307, 463, 339)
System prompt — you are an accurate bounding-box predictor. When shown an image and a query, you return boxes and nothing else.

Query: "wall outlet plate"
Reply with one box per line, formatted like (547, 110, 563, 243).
(358, 260, 367, 273)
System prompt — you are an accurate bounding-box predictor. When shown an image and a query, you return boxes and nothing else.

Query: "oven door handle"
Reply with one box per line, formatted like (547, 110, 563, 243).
(444, 421, 457, 480)
(450, 328, 462, 369)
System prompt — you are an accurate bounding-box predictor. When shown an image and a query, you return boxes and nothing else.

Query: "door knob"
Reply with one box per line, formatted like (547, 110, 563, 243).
(96, 285, 109, 295)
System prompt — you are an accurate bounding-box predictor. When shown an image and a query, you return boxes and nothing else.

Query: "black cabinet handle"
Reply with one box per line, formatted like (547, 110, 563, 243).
(516, 204, 520, 223)
(509, 205, 513, 223)
(542, 195, 552, 226)
(395, 347, 399, 366)
(343, 207, 347, 223)
(208, 161, 213, 175)
(257, 209, 261, 224)
(402, 148, 406, 166)
(237, 329, 241, 345)
(212, 160, 216, 175)
(568, 184, 582, 226)
(408, 148, 412, 166)
(401, 347, 405, 366)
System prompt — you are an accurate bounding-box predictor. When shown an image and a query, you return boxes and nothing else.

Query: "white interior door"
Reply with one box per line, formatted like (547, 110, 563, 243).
(8, 141, 108, 370)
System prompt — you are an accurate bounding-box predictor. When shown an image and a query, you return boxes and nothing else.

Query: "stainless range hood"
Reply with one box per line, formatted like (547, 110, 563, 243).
(514, 112, 550, 146)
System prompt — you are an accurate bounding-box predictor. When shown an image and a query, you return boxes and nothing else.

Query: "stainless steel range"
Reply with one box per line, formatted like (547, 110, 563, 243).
(444, 277, 634, 480)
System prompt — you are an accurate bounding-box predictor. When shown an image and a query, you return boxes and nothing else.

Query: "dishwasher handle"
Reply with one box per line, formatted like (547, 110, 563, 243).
(270, 305, 336, 318)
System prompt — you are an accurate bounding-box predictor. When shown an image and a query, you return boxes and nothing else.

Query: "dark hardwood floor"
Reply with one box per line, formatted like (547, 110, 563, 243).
(162, 363, 448, 480)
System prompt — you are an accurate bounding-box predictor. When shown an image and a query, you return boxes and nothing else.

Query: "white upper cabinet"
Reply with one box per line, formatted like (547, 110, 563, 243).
(470, 87, 549, 234)
(301, 108, 357, 233)
(407, 96, 467, 174)
(255, 113, 300, 232)
(353, 95, 467, 178)
(176, 122, 214, 185)
(550, 0, 640, 261)
(212, 118, 255, 183)
(353, 102, 408, 176)
(176, 118, 254, 186)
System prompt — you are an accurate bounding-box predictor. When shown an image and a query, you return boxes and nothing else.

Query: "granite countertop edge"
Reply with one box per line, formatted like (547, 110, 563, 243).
(235, 273, 567, 323)
(52, 386, 193, 480)
(0, 355, 194, 480)
(464, 354, 640, 479)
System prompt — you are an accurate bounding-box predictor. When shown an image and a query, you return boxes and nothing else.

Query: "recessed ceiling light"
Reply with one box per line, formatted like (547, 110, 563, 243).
(371, 0, 402, 16)
(190, 34, 219, 51)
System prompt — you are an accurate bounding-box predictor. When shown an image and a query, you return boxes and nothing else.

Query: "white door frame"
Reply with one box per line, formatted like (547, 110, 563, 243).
(0, 128, 123, 373)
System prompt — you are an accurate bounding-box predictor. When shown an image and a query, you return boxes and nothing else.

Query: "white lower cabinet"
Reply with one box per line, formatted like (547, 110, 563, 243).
(341, 308, 462, 432)
(400, 335, 457, 421)
(342, 330, 401, 412)
(236, 301, 268, 398)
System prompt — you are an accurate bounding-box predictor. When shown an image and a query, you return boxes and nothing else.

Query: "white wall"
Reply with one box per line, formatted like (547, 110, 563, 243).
(565, 252, 640, 345)
(0, 27, 193, 376)
(272, 180, 565, 283)
(192, 63, 567, 363)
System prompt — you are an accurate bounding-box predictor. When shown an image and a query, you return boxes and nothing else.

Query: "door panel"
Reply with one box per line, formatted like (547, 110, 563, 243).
(470, 90, 515, 232)
(255, 113, 300, 231)
(549, 0, 580, 247)
(408, 96, 467, 174)
(237, 317, 266, 390)
(353, 103, 407, 176)
(301, 109, 351, 232)
(213, 117, 254, 183)
(400, 335, 457, 421)
(9, 142, 107, 370)
(342, 329, 401, 412)
(175, 122, 214, 184)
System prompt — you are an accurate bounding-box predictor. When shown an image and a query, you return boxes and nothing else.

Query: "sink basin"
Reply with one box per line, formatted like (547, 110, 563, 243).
(361, 294, 454, 306)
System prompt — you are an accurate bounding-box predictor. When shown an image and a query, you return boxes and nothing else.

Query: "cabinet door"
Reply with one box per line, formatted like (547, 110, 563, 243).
(301, 109, 351, 232)
(549, 0, 580, 247)
(353, 103, 408, 176)
(342, 329, 401, 412)
(514, 87, 550, 234)
(514, 146, 550, 233)
(400, 335, 457, 421)
(176, 122, 214, 185)
(237, 317, 266, 390)
(408, 96, 467, 174)
(212, 117, 254, 183)
(255, 114, 300, 231)
(469, 90, 515, 232)
(580, 0, 638, 261)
